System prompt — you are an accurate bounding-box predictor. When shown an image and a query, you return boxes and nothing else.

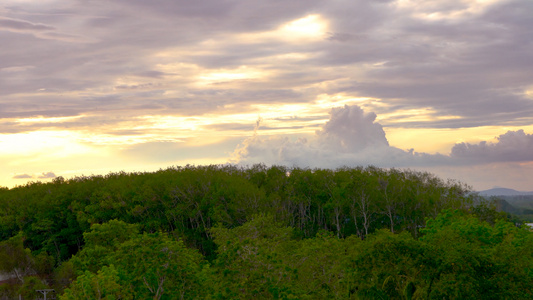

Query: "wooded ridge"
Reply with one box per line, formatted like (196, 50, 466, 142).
(0, 165, 531, 299)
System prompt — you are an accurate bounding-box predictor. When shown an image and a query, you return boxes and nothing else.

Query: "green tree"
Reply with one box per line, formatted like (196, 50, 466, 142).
(348, 229, 427, 299)
(65, 220, 207, 299)
(0, 233, 35, 283)
(60, 265, 131, 300)
(111, 232, 206, 300)
(291, 231, 361, 298)
(210, 214, 300, 299)
(70, 220, 139, 274)
(420, 209, 533, 299)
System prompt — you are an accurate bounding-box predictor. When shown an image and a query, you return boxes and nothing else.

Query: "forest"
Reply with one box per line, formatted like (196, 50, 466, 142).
(0, 164, 531, 299)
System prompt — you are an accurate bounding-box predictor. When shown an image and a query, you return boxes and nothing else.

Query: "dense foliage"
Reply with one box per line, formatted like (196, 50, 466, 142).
(0, 165, 531, 299)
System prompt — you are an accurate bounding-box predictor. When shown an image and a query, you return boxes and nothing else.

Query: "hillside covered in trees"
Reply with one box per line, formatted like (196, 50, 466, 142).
(0, 165, 531, 299)
(491, 195, 533, 222)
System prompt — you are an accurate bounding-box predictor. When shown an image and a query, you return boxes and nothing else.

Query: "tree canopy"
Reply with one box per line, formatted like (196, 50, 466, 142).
(0, 164, 530, 299)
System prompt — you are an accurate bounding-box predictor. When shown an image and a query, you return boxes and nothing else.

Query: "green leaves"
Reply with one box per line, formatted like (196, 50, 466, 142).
(349, 230, 426, 299)
(210, 214, 298, 298)
(110, 232, 205, 299)
(61, 265, 131, 300)
(82, 220, 139, 249)
(210, 214, 363, 299)
(0, 233, 35, 283)
(420, 210, 533, 299)
(66, 220, 207, 299)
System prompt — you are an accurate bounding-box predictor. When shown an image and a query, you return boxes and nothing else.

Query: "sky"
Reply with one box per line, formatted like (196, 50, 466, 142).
(1, 0, 533, 191)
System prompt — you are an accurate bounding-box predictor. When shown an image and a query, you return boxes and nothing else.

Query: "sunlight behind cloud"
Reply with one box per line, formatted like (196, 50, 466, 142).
(250, 103, 310, 118)
(279, 14, 328, 40)
(197, 66, 269, 86)
(1, 0, 532, 193)
(315, 93, 377, 110)
(151, 60, 272, 88)
(397, 0, 504, 21)
(236, 14, 329, 43)
(525, 87, 533, 98)
(154, 62, 200, 74)
(16, 115, 84, 124)
(137, 116, 204, 132)
(377, 108, 462, 124)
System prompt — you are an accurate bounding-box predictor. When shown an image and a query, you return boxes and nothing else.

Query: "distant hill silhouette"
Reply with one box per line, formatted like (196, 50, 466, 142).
(478, 188, 533, 197)
(478, 188, 533, 222)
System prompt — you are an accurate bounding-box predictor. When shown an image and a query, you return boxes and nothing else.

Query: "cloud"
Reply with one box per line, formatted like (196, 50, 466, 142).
(13, 174, 33, 179)
(451, 130, 533, 163)
(1, 0, 532, 131)
(12, 172, 56, 179)
(0, 17, 54, 32)
(232, 105, 533, 169)
(1, 0, 533, 191)
(314, 0, 533, 128)
(232, 105, 420, 168)
(38, 171, 56, 179)
(316, 105, 389, 152)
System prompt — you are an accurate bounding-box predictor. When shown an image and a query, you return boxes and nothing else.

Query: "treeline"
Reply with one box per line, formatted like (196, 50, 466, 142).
(0, 165, 531, 299)
(0, 165, 474, 259)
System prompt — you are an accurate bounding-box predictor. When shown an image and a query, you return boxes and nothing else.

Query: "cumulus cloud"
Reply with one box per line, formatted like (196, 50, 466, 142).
(316, 105, 389, 152)
(232, 105, 533, 169)
(451, 130, 533, 163)
(232, 105, 431, 168)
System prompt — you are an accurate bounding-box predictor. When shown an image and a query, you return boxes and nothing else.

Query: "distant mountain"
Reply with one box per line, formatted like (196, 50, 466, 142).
(478, 188, 533, 197)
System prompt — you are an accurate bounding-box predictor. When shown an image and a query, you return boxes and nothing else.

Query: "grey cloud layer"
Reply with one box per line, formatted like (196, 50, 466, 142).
(317, 0, 533, 125)
(1, 0, 532, 129)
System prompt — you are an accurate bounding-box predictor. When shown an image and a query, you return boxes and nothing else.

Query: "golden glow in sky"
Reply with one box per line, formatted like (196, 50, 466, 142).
(2, 0, 533, 191)
(236, 14, 329, 43)
(280, 14, 328, 40)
